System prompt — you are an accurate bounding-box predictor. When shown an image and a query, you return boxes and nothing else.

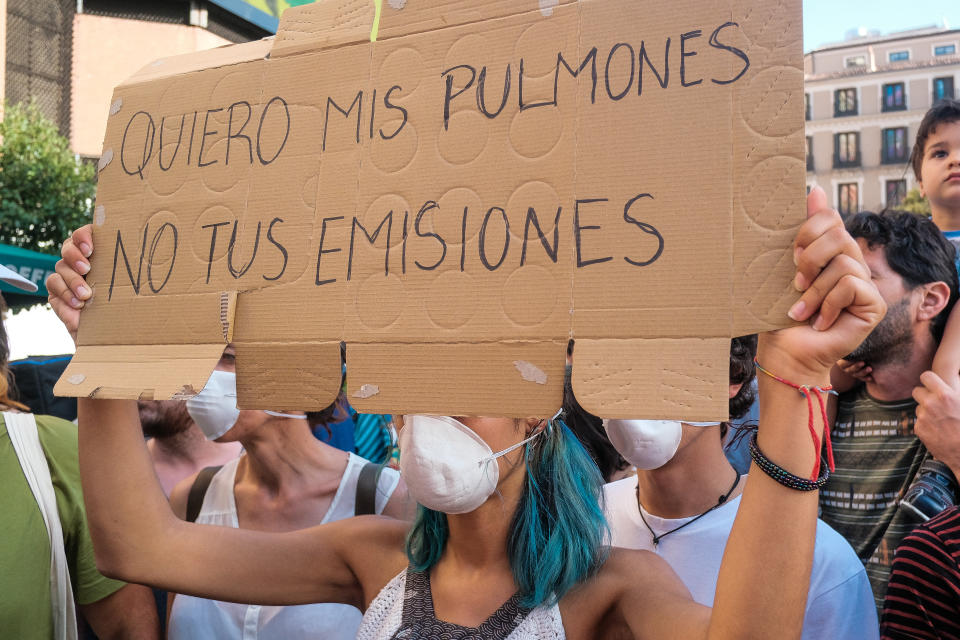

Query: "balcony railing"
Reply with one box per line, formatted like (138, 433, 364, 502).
(833, 155, 861, 169)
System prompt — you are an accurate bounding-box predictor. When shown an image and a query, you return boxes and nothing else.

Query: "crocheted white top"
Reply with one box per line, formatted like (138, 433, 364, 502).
(356, 568, 565, 640)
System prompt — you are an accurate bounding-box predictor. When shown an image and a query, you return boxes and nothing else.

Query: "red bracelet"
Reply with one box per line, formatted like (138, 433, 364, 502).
(753, 358, 836, 481)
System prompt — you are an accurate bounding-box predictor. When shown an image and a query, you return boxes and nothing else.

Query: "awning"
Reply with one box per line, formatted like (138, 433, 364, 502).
(0, 243, 58, 298)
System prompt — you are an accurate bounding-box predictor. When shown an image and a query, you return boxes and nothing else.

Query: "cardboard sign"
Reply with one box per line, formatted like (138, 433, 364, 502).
(56, 0, 805, 419)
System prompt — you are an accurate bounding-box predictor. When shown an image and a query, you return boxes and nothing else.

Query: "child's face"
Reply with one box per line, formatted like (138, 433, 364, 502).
(919, 119, 960, 212)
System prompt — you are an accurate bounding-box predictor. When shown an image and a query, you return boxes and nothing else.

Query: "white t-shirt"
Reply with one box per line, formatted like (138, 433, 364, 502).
(168, 453, 400, 640)
(603, 475, 879, 640)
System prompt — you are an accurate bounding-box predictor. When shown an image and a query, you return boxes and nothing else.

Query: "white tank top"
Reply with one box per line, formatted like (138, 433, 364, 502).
(168, 453, 400, 640)
(356, 568, 566, 640)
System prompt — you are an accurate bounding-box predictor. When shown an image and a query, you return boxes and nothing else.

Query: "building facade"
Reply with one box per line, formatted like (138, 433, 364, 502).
(2, 0, 272, 158)
(805, 26, 960, 215)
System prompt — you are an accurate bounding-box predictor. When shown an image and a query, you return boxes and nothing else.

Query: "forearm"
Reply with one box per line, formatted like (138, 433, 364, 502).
(709, 341, 826, 640)
(78, 398, 176, 580)
(79, 583, 160, 640)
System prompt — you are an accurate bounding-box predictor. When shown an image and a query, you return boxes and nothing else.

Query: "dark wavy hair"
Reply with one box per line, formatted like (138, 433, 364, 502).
(846, 210, 959, 342)
(729, 334, 757, 421)
(561, 375, 628, 482)
(0, 295, 28, 411)
(911, 98, 960, 181)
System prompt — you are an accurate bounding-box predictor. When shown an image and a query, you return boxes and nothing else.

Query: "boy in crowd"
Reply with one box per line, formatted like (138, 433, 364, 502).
(876, 103, 960, 636)
(604, 336, 878, 639)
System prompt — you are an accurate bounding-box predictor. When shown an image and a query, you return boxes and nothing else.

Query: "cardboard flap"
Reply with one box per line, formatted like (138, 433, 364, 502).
(234, 342, 343, 410)
(119, 38, 273, 88)
(347, 342, 565, 417)
(77, 292, 235, 345)
(729, 0, 805, 334)
(376, 0, 578, 42)
(571, 338, 731, 421)
(271, 0, 375, 58)
(54, 344, 227, 400)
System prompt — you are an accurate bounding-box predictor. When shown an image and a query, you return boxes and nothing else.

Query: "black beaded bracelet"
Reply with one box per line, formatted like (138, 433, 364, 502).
(748, 433, 830, 491)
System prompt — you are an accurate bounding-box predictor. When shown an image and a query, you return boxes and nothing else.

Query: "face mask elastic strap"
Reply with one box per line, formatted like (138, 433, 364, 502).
(483, 429, 544, 465)
(263, 410, 308, 419)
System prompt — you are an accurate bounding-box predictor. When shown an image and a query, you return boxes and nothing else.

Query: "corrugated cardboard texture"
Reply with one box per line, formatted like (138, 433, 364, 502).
(59, 0, 805, 419)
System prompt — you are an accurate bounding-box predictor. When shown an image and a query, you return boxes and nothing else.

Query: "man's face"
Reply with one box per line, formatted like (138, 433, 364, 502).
(845, 239, 915, 366)
(138, 399, 193, 439)
(919, 119, 960, 212)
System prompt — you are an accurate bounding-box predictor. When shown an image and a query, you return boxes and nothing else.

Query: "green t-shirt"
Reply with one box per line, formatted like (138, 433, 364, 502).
(0, 413, 125, 639)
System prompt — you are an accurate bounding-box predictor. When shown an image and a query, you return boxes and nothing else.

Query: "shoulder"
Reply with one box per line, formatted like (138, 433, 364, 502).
(332, 515, 409, 603)
(896, 506, 960, 558)
(813, 518, 869, 574)
(560, 547, 698, 638)
(169, 471, 200, 520)
(601, 476, 637, 520)
(31, 413, 80, 454)
(602, 475, 638, 501)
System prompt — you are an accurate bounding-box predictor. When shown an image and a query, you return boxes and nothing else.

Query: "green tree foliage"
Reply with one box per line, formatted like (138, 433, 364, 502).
(900, 187, 932, 218)
(0, 102, 95, 254)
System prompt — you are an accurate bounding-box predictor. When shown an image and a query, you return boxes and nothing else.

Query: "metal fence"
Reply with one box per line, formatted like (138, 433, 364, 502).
(4, 0, 75, 137)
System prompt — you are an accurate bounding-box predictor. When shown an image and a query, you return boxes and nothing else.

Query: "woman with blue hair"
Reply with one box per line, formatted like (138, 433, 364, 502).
(47, 188, 885, 638)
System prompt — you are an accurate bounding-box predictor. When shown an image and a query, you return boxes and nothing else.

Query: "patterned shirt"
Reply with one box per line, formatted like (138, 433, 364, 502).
(881, 506, 960, 639)
(819, 385, 927, 609)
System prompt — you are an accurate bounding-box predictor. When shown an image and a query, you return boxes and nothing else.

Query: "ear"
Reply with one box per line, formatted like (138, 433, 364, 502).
(916, 281, 951, 322)
(728, 382, 743, 400)
(523, 416, 543, 435)
(918, 177, 926, 198)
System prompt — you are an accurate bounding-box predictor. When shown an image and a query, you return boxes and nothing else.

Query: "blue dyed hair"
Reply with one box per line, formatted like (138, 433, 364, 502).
(405, 418, 609, 608)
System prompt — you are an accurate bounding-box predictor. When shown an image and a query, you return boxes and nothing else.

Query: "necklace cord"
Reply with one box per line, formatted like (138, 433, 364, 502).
(636, 471, 741, 546)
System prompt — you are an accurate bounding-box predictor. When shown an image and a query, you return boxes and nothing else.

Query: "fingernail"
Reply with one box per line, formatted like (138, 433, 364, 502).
(793, 247, 801, 265)
(80, 243, 92, 257)
(77, 285, 90, 298)
(788, 300, 805, 320)
(70, 297, 83, 308)
(794, 272, 808, 291)
(812, 314, 827, 331)
(76, 261, 90, 275)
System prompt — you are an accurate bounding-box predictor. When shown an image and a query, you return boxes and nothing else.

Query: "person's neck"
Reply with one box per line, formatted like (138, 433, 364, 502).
(439, 455, 527, 575)
(932, 204, 960, 232)
(237, 419, 345, 497)
(636, 427, 741, 519)
(865, 335, 935, 401)
(150, 425, 241, 467)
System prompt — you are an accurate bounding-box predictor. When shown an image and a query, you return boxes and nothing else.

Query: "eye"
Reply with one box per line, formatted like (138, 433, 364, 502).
(931, 149, 948, 158)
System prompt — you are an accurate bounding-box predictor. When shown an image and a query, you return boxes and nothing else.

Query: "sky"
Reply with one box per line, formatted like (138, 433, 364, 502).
(804, 0, 960, 52)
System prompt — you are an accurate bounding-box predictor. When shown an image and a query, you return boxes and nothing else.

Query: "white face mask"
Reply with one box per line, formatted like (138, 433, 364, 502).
(603, 419, 682, 470)
(398, 415, 542, 514)
(186, 370, 240, 440)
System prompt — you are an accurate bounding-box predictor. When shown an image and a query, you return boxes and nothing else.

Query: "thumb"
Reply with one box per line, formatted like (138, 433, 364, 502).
(806, 185, 828, 219)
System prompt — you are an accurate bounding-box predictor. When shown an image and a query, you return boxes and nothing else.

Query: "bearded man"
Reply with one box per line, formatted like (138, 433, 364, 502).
(139, 400, 241, 497)
(821, 210, 959, 608)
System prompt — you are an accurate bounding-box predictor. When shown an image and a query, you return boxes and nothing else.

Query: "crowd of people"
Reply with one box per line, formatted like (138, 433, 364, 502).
(1, 100, 959, 639)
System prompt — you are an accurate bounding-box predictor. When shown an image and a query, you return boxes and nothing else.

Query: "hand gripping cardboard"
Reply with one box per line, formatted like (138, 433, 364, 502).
(55, 0, 805, 419)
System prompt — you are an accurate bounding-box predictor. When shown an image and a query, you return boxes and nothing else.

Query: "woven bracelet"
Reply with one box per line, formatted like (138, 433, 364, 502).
(753, 358, 837, 481)
(748, 432, 830, 491)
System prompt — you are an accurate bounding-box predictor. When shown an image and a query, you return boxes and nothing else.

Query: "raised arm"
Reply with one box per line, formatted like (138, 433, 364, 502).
(47, 231, 408, 609)
(713, 188, 882, 638)
(615, 187, 885, 639)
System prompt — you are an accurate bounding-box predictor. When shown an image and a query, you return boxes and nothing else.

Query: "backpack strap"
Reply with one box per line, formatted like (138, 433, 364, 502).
(354, 461, 384, 516)
(186, 465, 222, 523)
